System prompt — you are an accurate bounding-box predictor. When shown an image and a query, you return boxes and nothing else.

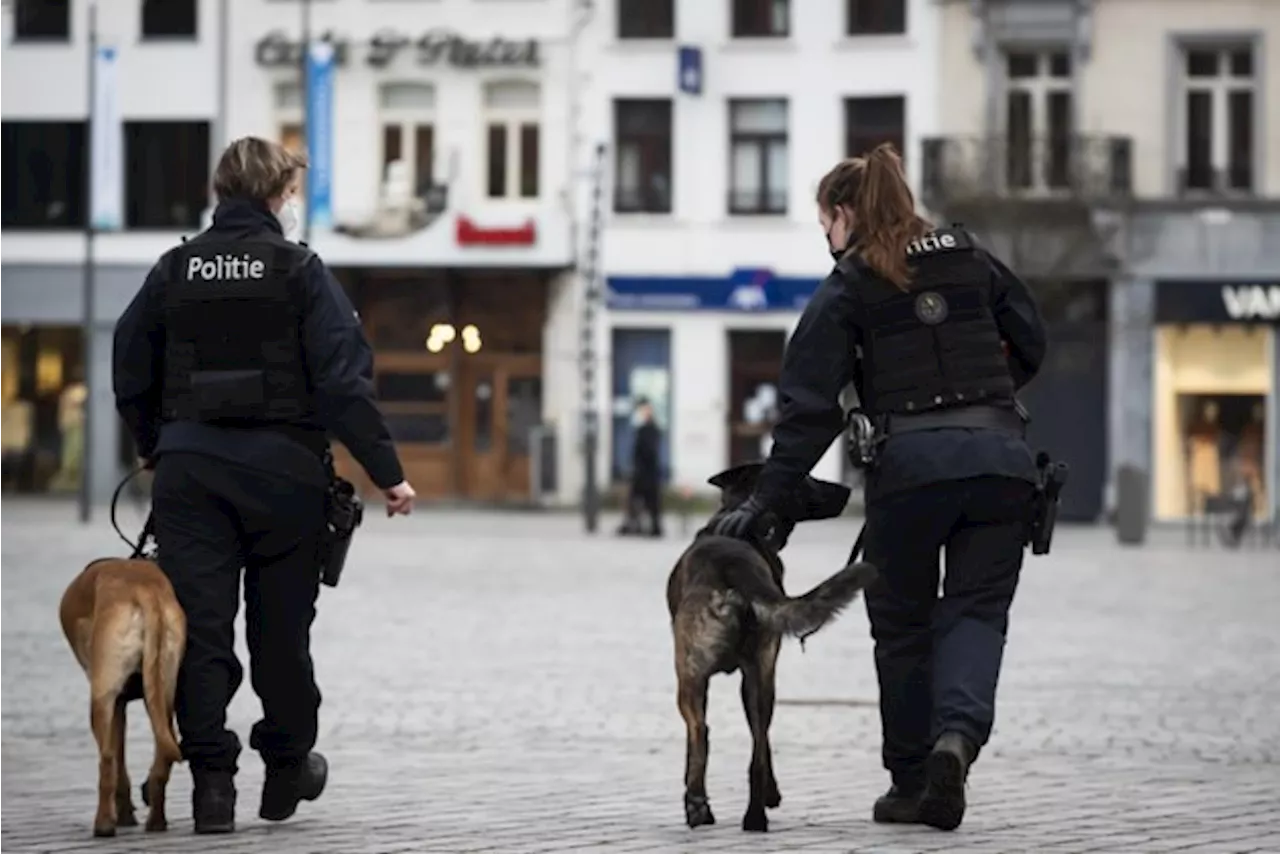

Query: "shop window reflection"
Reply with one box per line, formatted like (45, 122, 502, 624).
(2, 325, 85, 494)
(1180, 393, 1267, 518)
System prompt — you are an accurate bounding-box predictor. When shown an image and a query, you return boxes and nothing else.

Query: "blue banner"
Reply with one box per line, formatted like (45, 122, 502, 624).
(305, 42, 335, 230)
(607, 269, 822, 312)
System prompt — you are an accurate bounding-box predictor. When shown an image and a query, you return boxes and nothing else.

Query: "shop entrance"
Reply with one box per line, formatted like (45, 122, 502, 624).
(329, 268, 550, 502)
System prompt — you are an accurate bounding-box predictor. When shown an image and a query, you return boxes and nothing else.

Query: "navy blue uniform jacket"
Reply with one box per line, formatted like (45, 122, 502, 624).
(112, 200, 404, 490)
(754, 249, 1049, 510)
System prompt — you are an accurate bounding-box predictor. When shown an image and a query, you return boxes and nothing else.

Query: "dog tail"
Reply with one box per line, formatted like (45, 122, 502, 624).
(141, 591, 183, 764)
(754, 562, 879, 640)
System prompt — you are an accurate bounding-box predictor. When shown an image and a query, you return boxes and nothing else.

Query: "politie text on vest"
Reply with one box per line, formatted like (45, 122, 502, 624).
(905, 232, 960, 257)
(186, 254, 267, 281)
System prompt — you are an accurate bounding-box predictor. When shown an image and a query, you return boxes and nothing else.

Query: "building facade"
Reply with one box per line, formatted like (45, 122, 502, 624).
(582, 0, 939, 494)
(931, 0, 1279, 523)
(2, 0, 587, 504)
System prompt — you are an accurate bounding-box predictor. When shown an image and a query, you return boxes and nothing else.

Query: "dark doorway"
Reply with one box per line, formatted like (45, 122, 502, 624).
(1018, 279, 1110, 522)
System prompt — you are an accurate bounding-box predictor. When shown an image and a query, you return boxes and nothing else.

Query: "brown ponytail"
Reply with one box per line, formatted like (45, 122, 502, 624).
(815, 143, 931, 289)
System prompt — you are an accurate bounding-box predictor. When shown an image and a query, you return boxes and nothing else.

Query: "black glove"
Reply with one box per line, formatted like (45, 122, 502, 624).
(710, 496, 794, 549)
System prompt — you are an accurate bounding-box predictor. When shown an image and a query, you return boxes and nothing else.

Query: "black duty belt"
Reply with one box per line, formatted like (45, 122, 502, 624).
(885, 405, 1026, 437)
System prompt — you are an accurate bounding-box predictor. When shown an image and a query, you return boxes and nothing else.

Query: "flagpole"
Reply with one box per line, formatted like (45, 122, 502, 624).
(300, 0, 312, 244)
(79, 0, 99, 524)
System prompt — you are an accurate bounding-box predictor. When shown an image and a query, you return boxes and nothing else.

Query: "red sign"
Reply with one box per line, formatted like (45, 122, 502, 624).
(455, 215, 536, 246)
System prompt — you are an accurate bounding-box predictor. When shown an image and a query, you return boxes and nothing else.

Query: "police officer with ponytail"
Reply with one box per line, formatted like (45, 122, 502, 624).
(113, 137, 416, 834)
(710, 143, 1047, 831)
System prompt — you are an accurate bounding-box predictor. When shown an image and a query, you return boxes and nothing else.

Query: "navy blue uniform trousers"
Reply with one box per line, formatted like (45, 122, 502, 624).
(862, 475, 1034, 788)
(152, 452, 326, 773)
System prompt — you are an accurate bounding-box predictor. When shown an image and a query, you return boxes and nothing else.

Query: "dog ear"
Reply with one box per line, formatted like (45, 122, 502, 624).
(797, 476, 852, 521)
(706, 462, 765, 492)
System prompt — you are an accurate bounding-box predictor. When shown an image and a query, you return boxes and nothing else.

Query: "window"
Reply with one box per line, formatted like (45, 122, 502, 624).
(13, 0, 70, 41)
(1178, 44, 1256, 194)
(733, 0, 789, 38)
(618, 0, 674, 39)
(141, 0, 196, 39)
(728, 99, 788, 215)
(379, 83, 436, 202)
(2, 122, 86, 229)
(124, 122, 210, 229)
(847, 0, 906, 35)
(727, 330, 786, 467)
(844, 96, 905, 160)
(483, 81, 540, 199)
(1003, 50, 1072, 192)
(614, 99, 673, 214)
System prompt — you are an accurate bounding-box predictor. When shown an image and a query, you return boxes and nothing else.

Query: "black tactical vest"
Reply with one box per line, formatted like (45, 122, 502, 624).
(159, 232, 317, 428)
(843, 228, 1015, 415)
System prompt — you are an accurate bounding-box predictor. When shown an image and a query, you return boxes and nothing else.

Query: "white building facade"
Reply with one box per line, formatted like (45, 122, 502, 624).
(579, 0, 940, 496)
(2, 0, 588, 505)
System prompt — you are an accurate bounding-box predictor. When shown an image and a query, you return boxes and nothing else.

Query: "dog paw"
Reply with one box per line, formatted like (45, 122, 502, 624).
(92, 821, 117, 838)
(684, 796, 716, 828)
(742, 807, 769, 832)
(145, 814, 168, 833)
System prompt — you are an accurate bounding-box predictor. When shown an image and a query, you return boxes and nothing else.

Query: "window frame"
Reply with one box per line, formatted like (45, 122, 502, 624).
(12, 0, 71, 42)
(613, 98, 674, 214)
(999, 49, 1074, 195)
(123, 120, 211, 231)
(617, 0, 675, 40)
(846, 0, 907, 37)
(1174, 41, 1257, 195)
(1, 120, 88, 230)
(732, 0, 790, 39)
(140, 0, 198, 41)
(843, 95, 907, 161)
(378, 82, 437, 203)
(483, 82, 541, 201)
(727, 98, 789, 216)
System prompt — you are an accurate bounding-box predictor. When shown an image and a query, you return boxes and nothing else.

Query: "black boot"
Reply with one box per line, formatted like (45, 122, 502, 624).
(872, 783, 923, 824)
(919, 732, 976, 831)
(260, 752, 328, 822)
(192, 770, 236, 834)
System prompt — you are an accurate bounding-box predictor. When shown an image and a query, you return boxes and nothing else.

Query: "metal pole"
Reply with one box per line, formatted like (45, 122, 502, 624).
(580, 143, 607, 533)
(79, 0, 98, 524)
(300, 0, 312, 244)
(216, 0, 229, 152)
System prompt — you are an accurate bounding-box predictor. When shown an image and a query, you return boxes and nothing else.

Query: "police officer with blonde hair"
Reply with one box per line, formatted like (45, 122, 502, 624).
(711, 144, 1048, 831)
(113, 136, 415, 833)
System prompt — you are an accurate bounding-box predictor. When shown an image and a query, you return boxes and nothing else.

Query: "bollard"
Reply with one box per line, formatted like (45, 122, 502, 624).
(1114, 465, 1149, 546)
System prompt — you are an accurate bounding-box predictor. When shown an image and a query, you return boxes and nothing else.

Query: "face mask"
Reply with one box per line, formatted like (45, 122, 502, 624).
(826, 227, 846, 263)
(275, 199, 300, 240)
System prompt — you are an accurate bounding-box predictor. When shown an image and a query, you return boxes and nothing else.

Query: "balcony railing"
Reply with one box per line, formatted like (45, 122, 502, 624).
(921, 135, 1132, 206)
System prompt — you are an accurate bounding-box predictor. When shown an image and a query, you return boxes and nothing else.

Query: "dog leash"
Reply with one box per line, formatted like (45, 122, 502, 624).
(110, 466, 157, 559)
(796, 522, 868, 652)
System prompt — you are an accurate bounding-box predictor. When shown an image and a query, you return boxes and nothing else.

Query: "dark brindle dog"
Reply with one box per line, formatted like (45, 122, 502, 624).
(667, 462, 878, 833)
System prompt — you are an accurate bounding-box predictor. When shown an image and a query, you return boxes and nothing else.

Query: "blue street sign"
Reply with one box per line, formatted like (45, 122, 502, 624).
(305, 42, 335, 229)
(678, 46, 702, 95)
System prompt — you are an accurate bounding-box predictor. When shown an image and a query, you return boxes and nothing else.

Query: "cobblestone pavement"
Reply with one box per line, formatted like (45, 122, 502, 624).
(3, 500, 1279, 854)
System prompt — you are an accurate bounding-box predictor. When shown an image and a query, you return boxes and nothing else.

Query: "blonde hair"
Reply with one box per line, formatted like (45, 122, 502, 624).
(211, 136, 309, 203)
(815, 143, 932, 289)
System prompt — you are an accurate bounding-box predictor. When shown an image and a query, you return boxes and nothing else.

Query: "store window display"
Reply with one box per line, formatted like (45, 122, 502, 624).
(0, 326, 85, 493)
(1180, 394, 1269, 518)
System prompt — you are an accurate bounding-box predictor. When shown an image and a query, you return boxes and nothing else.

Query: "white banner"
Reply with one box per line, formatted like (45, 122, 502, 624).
(90, 45, 122, 231)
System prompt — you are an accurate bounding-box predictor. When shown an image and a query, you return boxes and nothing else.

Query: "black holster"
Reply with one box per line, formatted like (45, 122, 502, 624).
(844, 410, 882, 471)
(319, 455, 364, 588)
(1029, 452, 1070, 555)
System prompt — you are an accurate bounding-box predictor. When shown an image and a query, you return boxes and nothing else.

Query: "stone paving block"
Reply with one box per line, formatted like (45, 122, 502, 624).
(3, 503, 1279, 853)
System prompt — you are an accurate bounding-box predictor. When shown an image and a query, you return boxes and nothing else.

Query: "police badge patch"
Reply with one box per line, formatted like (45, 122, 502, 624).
(914, 291, 949, 325)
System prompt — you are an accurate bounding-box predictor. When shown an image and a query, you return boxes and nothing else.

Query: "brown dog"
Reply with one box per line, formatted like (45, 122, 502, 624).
(59, 558, 186, 837)
(667, 463, 878, 833)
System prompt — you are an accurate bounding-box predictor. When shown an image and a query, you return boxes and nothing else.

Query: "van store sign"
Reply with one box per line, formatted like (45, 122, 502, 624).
(254, 29, 541, 70)
(1155, 281, 1280, 324)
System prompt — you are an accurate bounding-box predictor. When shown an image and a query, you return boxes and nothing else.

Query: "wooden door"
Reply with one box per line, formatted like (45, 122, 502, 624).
(458, 354, 542, 500)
